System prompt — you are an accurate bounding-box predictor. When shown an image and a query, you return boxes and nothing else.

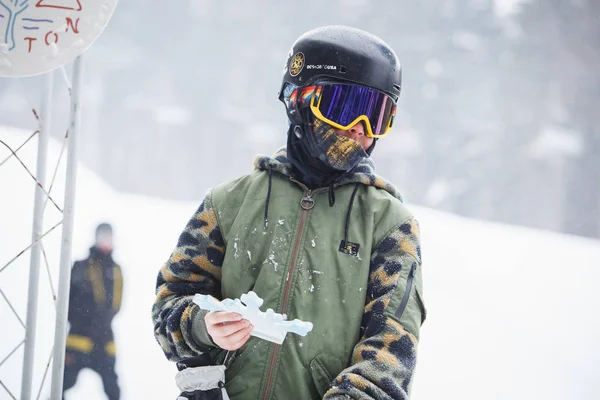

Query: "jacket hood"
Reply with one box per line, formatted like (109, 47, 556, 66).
(254, 147, 403, 202)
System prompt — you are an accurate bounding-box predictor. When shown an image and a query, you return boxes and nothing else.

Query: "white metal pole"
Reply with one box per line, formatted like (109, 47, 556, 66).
(21, 71, 54, 400)
(49, 55, 83, 400)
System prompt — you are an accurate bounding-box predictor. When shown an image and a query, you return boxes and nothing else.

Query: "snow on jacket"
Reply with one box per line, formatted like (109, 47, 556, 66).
(152, 148, 426, 400)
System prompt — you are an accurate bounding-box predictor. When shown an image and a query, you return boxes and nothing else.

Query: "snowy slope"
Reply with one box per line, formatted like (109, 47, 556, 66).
(1, 126, 600, 400)
(411, 209, 600, 400)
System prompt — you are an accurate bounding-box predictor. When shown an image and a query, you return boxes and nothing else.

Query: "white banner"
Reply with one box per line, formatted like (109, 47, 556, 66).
(0, 0, 117, 77)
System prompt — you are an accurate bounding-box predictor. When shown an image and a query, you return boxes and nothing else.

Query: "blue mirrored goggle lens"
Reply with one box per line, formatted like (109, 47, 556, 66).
(317, 84, 395, 135)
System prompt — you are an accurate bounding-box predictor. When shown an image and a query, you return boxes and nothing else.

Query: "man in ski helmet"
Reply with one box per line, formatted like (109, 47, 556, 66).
(63, 223, 123, 400)
(153, 25, 426, 400)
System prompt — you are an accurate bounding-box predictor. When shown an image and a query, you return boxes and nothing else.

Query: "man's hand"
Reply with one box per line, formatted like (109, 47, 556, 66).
(205, 311, 253, 351)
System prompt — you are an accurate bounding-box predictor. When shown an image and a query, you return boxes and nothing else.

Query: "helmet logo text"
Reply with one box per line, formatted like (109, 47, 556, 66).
(306, 64, 337, 71)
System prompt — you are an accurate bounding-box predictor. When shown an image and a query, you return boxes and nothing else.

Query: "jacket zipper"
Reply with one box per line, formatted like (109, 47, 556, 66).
(262, 184, 322, 400)
(395, 263, 417, 320)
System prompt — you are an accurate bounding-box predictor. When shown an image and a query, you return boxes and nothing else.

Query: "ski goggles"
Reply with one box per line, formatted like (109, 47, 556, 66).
(289, 83, 397, 138)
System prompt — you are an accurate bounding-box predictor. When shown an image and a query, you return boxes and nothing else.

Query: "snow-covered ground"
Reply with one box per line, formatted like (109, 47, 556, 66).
(1, 126, 599, 400)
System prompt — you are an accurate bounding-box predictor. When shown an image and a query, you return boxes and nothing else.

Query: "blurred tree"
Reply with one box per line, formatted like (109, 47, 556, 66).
(2, 0, 597, 238)
(516, 0, 600, 237)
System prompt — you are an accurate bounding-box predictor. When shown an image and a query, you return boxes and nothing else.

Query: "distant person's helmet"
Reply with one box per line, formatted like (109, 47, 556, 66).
(279, 25, 402, 139)
(96, 223, 113, 236)
(95, 223, 114, 252)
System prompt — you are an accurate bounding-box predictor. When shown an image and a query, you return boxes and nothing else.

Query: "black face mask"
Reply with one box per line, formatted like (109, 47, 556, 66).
(287, 110, 375, 189)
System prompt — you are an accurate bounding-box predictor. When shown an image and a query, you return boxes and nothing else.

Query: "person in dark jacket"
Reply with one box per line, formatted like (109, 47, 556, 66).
(63, 223, 123, 400)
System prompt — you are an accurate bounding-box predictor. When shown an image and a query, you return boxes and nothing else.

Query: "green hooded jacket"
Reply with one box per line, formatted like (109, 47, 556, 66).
(152, 148, 426, 399)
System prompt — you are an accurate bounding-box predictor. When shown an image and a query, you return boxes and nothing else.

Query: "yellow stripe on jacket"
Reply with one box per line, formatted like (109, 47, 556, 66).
(112, 265, 123, 311)
(89, 261, 106, 305)
(105, 341, 116, 356)
(66, 335, 117, 356)
(66, 335, 94, 353)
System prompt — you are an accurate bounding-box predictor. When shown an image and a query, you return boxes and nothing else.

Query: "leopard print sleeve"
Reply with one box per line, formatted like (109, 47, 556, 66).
(152, 190, 225, 361)
(324, 217, 426, 400)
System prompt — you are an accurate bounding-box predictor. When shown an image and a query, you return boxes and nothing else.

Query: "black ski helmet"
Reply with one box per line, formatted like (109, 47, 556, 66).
(278, 25, 402, 108)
